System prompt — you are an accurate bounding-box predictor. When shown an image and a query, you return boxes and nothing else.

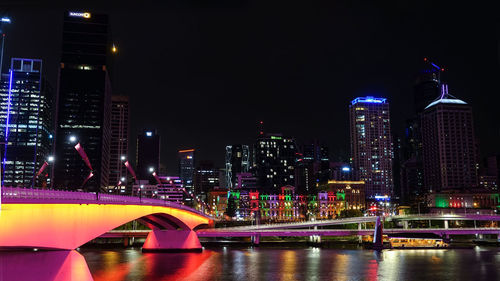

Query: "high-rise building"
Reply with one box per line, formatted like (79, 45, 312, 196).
(255, 133, 297, 193)
(421, 85, 478, 192)
(0, 58, 53, 188)
(136, 129, 160, 180)
(178, 149, 195, 193)
(401, 59, 444, 199)
(414, 58, 443, 113)
(349, 96, 394, 199)
(194, 160, 220, 196)
(295, 140, 330, 194)
(225, 144, 250, 189)
(107, 95, 129, 190)
(53, 11, 112, 190)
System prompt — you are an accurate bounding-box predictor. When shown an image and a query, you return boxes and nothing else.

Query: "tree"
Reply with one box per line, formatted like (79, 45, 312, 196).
(338, 209, 363, 218)
(225, 194, 237, 219)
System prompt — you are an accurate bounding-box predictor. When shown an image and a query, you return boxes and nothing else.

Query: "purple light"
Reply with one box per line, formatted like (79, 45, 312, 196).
(4, 69, 13, 141)
(2, 69, 13, 179)
(351, 96, 387, 105)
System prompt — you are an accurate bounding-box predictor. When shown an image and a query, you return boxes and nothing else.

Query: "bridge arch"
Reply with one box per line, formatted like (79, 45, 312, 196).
(0, 202, 212, 251)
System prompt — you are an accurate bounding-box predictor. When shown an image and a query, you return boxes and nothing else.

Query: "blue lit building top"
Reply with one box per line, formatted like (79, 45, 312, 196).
(351, 96, 387, 105)
(424, 98, 467, 110)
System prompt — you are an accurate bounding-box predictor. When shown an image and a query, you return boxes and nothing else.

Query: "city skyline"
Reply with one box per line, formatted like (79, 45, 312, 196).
(1, 2, 499, 173)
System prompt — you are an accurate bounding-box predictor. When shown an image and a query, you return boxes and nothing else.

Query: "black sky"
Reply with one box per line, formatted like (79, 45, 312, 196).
(1, 1, 500, 173)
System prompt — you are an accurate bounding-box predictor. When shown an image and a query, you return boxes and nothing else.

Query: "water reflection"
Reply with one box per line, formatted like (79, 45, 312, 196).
(2, 247, 500, 280)
(0, 250, 93, 281)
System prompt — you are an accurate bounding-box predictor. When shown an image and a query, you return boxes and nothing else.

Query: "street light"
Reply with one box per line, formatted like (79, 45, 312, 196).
(47, 156, 54, 163)
(120, 155, 126, 161)
(0, 16, 12, 85)
(69, 135, 77, 143)
(148, 167, 154, 173)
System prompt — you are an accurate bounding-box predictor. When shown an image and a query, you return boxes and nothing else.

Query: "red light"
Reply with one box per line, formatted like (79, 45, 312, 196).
(424, 57, 428, 61)
(260, 121, 263, 124)
(441, 68, 445, 71)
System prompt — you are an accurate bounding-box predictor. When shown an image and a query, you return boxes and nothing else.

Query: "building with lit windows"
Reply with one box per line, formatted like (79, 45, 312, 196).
(295, 140, 330, 194)
(108, 95, 129, 191)
(136, 129, 160, 180)
(225, 144, 250, 189)
(132, 176, 184, 203)
(255, 133, 297, 193)
(53, 11, 112, 190)
(235, 172, 258, 190)
(428, 189, 500, 215)
(194, 161, 220, 196)
(349, 96, 394, 199)
(179, 149, 195, 193)
(0, 58, 53, 188)
(421, 85, 478, 192)
(325, 180, 366, 211)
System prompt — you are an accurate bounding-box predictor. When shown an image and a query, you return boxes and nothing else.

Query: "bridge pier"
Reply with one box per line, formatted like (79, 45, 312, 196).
(252, 234, 261, 246)
(142, 229, 202, 252)
(358, 223, 363, 243)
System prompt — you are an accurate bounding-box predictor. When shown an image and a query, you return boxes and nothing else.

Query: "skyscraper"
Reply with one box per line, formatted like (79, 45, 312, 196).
(421, 85, 478, 192)
(255, 133, 297, 193)
(108, 95, 129, 190)
(194, 160, 220, 196)
(225, 144, 250, 189)
(178, 149, 195, 193)
(0, 58, 53, 188)
(295, 140, 330, 194)
(136, 129, 160, 180)
(414, 58, 443, 113)
(349, 96, 394, 199)
(53, 11, 112, 190)
(400, 59, 444, 200)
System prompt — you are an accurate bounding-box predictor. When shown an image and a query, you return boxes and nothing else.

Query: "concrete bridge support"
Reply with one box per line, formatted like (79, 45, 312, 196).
(142, 229, 202, 252)
(252, 234, 261, 246)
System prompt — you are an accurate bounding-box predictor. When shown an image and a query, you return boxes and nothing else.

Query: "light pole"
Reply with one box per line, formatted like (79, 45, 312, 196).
(0, 17, 12, 84)
(0, 17, 11, 215)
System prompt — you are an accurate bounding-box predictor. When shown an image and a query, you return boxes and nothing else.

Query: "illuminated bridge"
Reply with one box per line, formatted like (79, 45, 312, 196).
(0, 187, 213, 251)
(195, 214, 500, 243)
(103, 214, 500, 244)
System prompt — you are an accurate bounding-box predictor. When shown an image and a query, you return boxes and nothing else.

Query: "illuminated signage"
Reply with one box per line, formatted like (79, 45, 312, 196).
(146, 131, 152, 137)
(351, 96, 387, 105)
(68, 11, 91, 18)
(342, 166, 351, 172)
(270, 136, 282, 140)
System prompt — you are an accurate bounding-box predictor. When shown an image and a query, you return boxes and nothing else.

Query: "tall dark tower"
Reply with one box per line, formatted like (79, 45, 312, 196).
(414, 58, 443, 113)
(136, 129, 160, 180)
(53, 11, 112, 191)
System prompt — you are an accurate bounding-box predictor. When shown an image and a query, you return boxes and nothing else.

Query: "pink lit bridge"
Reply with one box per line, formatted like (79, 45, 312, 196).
(0, 187, 213, 251)
(2, 187, 500, 251)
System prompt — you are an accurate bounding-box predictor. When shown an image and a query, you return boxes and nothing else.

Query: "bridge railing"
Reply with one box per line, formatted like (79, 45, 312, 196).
(1, 187, 210, 218)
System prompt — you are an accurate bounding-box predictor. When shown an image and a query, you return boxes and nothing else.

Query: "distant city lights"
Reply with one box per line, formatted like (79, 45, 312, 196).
(1, 17, 11, 23)
(342, 167, 351, 172)
(146, 131, 152, 137)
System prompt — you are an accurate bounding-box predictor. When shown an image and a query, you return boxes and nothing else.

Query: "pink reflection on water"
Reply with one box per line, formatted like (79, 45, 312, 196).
(0, 250, 93, 281)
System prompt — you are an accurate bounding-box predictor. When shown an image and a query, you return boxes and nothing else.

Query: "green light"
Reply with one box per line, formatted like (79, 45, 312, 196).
(271, 136, 282, 140)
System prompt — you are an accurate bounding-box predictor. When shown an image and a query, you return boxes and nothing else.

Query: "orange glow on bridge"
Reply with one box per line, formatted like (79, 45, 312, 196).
(0, 203, 211, 250)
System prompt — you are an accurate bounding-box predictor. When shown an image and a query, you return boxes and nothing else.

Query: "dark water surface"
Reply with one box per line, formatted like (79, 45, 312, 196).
(2, 246, 500, 281)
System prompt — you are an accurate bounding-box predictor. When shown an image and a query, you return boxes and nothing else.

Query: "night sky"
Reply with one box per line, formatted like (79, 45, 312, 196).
(1, 1, 500, 173)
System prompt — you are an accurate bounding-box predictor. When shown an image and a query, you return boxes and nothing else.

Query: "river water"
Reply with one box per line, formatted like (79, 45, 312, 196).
(2, 246, 500, 280)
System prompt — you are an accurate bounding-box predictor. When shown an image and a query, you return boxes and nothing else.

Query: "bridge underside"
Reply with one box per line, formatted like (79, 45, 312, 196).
(0, 203, 211, 251)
